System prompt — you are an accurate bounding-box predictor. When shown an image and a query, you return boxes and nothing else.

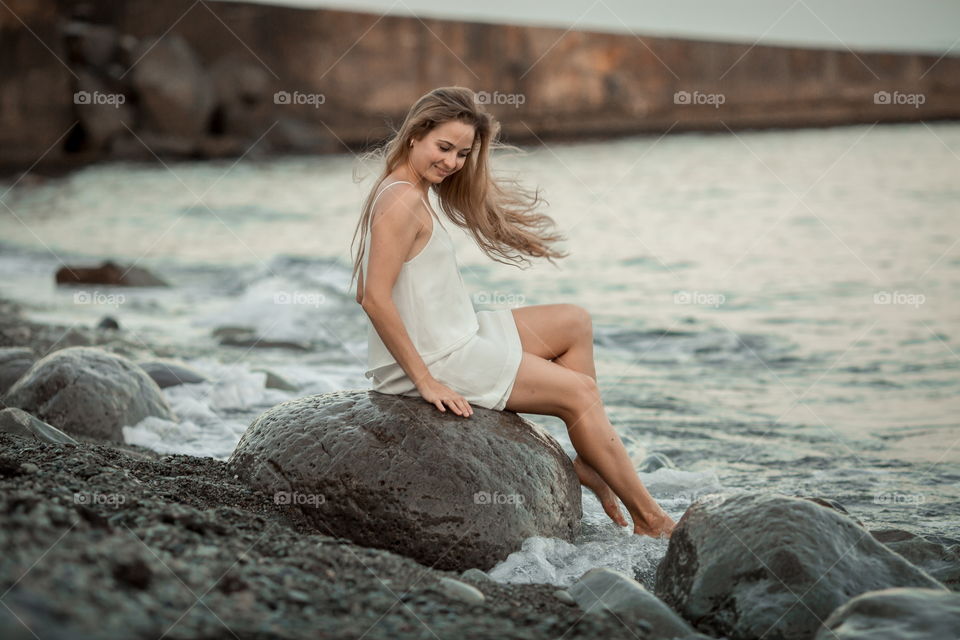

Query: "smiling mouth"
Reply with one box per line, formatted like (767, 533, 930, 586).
(435, 167, 452, 176)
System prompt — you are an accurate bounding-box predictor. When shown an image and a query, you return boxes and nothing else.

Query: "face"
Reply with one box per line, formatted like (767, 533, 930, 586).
(410, 120, 475, 183)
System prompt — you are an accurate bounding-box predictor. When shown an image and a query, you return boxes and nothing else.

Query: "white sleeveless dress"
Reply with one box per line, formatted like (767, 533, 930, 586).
(359, 180, 523, 410)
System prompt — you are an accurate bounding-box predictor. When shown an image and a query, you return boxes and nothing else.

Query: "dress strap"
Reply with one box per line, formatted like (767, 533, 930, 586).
(369, 180, 446, 232)
(371, 180, 414, 210)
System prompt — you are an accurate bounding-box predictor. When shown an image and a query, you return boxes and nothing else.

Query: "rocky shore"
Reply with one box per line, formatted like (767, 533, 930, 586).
(0, 297, 658, 639)
(1, 432, 640, 640)
(2, 296, 959, 640)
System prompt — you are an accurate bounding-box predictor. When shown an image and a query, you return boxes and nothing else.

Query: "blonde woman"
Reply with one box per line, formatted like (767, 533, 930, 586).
(351, 87, 675, 538)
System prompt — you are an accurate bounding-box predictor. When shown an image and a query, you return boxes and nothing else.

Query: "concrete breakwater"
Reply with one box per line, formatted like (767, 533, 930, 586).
(1, 0, 957, 174)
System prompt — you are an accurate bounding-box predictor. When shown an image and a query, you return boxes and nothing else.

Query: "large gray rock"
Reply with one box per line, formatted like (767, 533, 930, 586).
(815, 587, 960, 640)
(137, 359, 208, 388)
(128, 34, 215, 142)
(0, 347, 35, 396)
(208, 52, 274, 138)
(228, 390, 581, 572)
(0, 408, 79, 445)
(655, 493, 947, 640)
(55, 260, 168, 287)
(3, 346, 174, 443)
(871, 528, 960, 591)
(569, 567, 699, 639)
(73, 69, 134, 152)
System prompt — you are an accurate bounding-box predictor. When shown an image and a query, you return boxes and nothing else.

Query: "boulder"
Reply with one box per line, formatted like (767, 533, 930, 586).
(137, 359, 208, 388)
(871, 528, 960, 591)
(434, 577, 485, 604)
(3, 346, 175, 442)
(815, 587, 960, 640)
(212, 327, 310, 351)
(0, 347, 35, 396)
(569, 567, 699, 639)
(128, 34, 215, 142)
(0, 408, 79, 445)
(639, 452, 675, 473)
(62, 20, 119, 68)
(97, 316, 120, 331)
(73, 69, 134, 152)
(55, 260, 168, 287)
(252, 368, 297, 391)
(655, 493, 947, 640)
(208, 52, 275, 138)
(228, 390, 581, 572)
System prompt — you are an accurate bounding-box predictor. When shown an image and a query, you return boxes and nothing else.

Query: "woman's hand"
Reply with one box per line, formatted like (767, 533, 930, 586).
(416, 377, 473, 417)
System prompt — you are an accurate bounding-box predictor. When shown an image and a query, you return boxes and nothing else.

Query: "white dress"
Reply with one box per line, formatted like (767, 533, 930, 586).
(359, 180, 523, 410)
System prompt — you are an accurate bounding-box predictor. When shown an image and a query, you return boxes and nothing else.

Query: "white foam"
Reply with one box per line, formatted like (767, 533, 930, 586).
(488, 467, 726, 587)
(191, 276, 333, 344)
(123, 358, 299, 459)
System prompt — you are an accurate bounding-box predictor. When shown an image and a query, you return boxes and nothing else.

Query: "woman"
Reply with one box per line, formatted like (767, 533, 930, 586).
(351, 87, 675, 538)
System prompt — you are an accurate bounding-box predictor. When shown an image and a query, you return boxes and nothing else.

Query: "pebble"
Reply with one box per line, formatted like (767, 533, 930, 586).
(436, 577, 485, 604)
(460, 568, 492, 583)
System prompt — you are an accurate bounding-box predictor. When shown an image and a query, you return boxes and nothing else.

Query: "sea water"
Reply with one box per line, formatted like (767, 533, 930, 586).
(1, 122, 958, 585)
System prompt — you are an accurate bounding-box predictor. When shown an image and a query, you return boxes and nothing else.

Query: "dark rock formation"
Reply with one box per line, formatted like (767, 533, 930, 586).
(655, 492, 947, 640)
(55, 260, 169, 287)
(137, 359, 208, 388)
(815, 587, 960, 640)
(0, 347, 35, 396)
(228, 389, 581, 572)
(0, 407, 79, 444)
(871, 528, 960, 591)
(3, 346, 175, 442)
(3, 0, 959, 175)
(568, 567, 701, 639)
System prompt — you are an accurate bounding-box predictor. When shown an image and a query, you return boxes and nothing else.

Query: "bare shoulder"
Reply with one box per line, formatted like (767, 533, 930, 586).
(372, 182, 429, 229)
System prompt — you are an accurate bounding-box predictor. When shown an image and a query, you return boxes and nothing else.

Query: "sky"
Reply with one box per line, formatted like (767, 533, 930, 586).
(217, 0, 960, 56)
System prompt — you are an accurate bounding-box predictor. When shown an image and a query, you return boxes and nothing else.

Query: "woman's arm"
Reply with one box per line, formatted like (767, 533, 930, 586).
(360, 186, 432, 386)
(360, 186, 473, 416)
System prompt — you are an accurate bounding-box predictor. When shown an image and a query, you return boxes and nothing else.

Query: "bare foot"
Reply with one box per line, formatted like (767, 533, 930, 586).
(632, 510, 676, 539)
(572, 456, 629, 527)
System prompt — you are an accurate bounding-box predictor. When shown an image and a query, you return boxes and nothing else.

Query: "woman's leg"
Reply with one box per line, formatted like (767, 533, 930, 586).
(510, 305, 627, 525)
(503, 350, 675, 537)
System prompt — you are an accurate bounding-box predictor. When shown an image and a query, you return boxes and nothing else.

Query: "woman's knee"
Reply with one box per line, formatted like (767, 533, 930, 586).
(565, 304, 593, 341)
(558, 372, 601, 418)
(505, 353, 598, 417)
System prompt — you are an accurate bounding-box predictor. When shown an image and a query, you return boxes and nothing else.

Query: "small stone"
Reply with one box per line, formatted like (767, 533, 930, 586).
(287, 589, 311, 603)
(639, 452, 675, 473)
(436, 577, 485, 604)
(571, 567, 696, 638)
(460, 568, 492, 583)
(20, 462, 39, 473)
(553, 589, 575, 605)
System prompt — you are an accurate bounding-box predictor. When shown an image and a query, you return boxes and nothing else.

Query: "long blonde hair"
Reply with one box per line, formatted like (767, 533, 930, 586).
(349, 86, 568, 293)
